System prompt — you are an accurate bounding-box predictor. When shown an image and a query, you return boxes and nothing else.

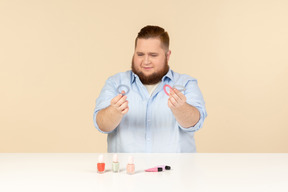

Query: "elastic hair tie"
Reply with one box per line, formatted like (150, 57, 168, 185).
(117, 84, 130, 95)
(163, 84, 186, 96)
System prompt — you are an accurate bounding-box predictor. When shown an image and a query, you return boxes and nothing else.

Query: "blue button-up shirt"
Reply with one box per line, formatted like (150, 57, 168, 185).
(93, 69, 207, 153)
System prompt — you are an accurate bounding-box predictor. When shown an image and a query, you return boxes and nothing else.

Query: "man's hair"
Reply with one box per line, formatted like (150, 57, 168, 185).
(135, 25, 170, 51)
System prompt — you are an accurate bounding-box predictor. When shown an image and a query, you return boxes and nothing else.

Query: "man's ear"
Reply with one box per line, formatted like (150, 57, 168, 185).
(166, 50, 171, 61)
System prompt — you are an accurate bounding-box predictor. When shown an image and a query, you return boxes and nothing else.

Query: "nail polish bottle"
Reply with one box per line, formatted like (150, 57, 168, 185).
(112, 154, 120, 173)
(97, 154, 105, 173)
(126, 156, 135, 175)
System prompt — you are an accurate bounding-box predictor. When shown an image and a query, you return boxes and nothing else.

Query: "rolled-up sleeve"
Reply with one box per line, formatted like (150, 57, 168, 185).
(178, 79, 207, 132)
(93, 76, 118, 134)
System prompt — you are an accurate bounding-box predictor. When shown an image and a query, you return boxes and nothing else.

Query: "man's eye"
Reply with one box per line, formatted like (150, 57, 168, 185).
(151, 54, 158, 57)
(137, 53, 144, 56)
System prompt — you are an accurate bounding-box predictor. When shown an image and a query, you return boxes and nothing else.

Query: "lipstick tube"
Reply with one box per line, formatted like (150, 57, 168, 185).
(145, 167, 163, 172)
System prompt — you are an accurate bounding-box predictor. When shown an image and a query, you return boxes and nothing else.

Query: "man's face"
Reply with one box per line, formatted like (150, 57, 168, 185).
(132, 38, 171, 85)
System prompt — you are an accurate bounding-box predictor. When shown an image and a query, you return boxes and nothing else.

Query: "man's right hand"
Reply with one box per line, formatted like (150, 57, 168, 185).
(96, 92, 129, 132)
(110, 92, 129, 115)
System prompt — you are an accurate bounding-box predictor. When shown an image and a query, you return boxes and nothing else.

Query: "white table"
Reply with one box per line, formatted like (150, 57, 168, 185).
(0, 153, 287, 192)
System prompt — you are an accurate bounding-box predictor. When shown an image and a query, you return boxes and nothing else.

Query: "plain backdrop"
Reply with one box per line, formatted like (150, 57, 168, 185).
(1, 0, 287, 153)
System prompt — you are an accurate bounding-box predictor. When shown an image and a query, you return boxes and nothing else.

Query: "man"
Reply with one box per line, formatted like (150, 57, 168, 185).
(93, 25, 207, 153)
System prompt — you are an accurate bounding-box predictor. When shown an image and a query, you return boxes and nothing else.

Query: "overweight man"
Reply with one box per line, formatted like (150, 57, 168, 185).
(93, 25, 207, 153)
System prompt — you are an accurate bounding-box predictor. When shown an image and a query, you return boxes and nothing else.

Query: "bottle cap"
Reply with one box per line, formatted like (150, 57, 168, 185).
(113, 154, 118, 162)
(165, 166, 171, 170)
(128, 156, 134, 164)
(98, 154, 104, 163)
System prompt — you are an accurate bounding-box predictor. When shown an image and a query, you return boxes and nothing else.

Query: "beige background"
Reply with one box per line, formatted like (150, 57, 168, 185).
(1, 0, 287, 153)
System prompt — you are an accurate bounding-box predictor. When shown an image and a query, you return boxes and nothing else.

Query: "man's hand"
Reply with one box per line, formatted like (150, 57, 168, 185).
(110, 92, 129, 115)
(167, 88, 200, 128)
(96, 91, 129, 132)
(168, 88, 187, 109)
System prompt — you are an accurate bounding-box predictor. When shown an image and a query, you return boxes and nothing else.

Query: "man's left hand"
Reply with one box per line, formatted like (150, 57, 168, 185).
(168, 88, 187, 109)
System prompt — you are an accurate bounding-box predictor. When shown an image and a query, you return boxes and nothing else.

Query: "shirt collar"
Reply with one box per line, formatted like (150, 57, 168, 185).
(162, 68, 173, 82)
(130, 71, 137, 84)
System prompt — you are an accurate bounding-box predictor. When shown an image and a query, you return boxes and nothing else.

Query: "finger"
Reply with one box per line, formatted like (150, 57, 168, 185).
(119, 100, 129, 111)
(172, 88, 186, 99)
(168, 96, 177, 107)
(169, 92, 186, 108)
(167, 99, 174, 108)
(116, 95, 127, 106)
(171, 89, 186, 103)
(169, 89, 181, 102)
(121, 106, 129, 114)
(111, 94, 124, 105)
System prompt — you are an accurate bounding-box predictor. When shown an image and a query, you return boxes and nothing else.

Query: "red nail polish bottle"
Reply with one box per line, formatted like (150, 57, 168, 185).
(97, 154, 105, 173)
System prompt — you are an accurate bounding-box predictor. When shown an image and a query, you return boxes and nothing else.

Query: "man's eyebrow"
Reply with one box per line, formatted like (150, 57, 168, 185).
(136, 51, 158, 54)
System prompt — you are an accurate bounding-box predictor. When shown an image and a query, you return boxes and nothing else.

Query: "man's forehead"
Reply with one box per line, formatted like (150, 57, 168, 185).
(135, 38, 164, 52)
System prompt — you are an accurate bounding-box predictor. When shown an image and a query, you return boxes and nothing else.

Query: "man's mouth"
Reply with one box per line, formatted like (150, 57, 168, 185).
(143, 67, 153, 70)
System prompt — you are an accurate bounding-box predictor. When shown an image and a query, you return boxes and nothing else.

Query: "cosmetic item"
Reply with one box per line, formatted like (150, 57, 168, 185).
(126, 156, 135, 175)
(164, 84, 186, 96)
(157, 165, 171, 171)
(117, 84, 130, 95)
(97, 154, 105, 173)
(164, 84, 173, 96)
(112, 154, 120, 173)
(145, 167, 163, 172)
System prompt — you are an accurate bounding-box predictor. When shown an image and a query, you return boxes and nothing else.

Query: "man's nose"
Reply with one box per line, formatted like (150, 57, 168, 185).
(143, 56, 151, 64)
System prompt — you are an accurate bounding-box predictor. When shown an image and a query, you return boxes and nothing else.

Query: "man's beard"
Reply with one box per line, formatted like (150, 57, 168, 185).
(131, 56, 169, 85)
